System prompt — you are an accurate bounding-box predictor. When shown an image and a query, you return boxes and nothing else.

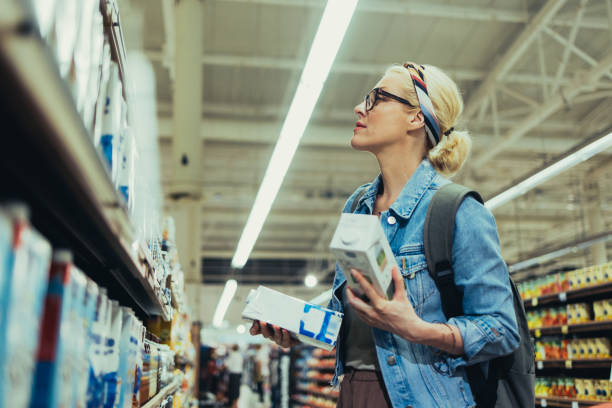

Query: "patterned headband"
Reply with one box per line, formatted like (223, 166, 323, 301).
(402, 62, 441, 146)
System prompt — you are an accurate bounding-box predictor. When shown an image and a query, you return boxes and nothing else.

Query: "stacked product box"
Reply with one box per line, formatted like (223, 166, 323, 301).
(30, 250, 88, 408)
(0, 205, 52, 408)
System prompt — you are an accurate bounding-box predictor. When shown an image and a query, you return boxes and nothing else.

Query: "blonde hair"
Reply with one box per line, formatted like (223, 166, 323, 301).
(385, 64, 471, 177)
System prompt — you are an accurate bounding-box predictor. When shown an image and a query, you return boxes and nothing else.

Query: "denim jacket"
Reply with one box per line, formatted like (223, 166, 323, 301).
(328, 159, 520, 408)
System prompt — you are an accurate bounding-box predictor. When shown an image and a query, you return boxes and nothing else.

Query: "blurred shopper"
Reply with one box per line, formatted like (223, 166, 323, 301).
(225, 344, 243, 408)
(250, 62, 523, 408)
(253, 344, 269, 403)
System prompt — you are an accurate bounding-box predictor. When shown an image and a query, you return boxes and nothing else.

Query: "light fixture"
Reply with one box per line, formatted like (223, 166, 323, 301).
(304, 274, 318, 288)
(236, 324, 246, 334)
(212, 279, 238, 328)
(509, 230, 612, 273)
(231, 0, 359, 269)
(485, 131, 612, 211)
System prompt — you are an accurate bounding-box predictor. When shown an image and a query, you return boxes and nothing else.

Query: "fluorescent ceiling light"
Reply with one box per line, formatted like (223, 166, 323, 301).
(231, 0, 359, 269)
(485, 132, 612, 211)
(509, 230, 612, 273)
(212, 279, 238, 327)
(236, 324, 246, 334)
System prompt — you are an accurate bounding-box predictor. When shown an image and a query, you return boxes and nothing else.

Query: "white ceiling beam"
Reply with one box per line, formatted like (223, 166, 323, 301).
(549, 0, 587, 95)
(157, 110, 579, 135)
(542, 26, 612, 82)
(463, 0, 567, 119)
(147, 51, 575, 86)
(157, 117, 578, 153)
(212, 0, 608, 29)
(472, 52, 612, 170)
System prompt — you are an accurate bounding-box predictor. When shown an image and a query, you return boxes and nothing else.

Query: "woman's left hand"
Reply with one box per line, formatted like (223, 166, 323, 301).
(346, 266, 425, 342)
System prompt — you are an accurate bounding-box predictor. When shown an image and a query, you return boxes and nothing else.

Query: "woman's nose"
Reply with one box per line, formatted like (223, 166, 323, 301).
(354, 101, 366, 117)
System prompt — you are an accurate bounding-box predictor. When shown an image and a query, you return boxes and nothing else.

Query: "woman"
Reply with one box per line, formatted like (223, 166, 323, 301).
(250, 62, 520, 408)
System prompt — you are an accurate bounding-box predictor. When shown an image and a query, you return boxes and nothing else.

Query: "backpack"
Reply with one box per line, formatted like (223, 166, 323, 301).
(424, 183, 535, 408)
(349, 183, 535, 407)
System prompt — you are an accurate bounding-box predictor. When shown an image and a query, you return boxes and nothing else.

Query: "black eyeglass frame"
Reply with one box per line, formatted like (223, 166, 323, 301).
(364, 87, 416, 112)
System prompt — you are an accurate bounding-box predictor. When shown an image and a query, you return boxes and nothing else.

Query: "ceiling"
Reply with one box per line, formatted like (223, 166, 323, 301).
(118, 0, 612, 324)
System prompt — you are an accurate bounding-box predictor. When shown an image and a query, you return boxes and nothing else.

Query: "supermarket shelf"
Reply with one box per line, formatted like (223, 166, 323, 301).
(306, 365, 335, 372)
(524, 282, 612, 309)
(296, 375, 334, 385)
(536, 358, 612, 370)
(142, 379, 181, 408)
(296, 388, 338, 401)
(531, 321, 612, 337)
(0, 6, 169, 321)
(536, 396, 604, 407)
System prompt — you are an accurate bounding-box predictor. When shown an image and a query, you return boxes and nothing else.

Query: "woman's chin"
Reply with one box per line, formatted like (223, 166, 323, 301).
(350, 135, 372, 151)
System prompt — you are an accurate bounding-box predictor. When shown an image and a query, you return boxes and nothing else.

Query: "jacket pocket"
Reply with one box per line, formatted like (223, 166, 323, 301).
(396, 249, 437, 311)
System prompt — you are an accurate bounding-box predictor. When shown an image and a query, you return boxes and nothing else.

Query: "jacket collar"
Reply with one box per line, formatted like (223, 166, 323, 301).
(358, 159, 438, 221)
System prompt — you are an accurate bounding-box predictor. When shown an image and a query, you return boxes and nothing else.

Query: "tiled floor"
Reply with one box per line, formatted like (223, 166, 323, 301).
(237, 384, 270, 408)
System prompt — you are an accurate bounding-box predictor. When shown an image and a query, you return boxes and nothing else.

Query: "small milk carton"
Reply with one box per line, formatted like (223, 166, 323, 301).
(329, 214, 397, 299)
(242, 286, 343, 351)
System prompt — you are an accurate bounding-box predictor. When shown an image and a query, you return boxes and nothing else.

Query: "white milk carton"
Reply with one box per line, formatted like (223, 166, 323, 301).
(329, 214, 397, 299)
(242, 286, 343, 351)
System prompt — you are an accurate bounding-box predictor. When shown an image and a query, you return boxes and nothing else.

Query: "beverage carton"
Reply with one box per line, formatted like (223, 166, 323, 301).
(329, 214, 397, 299)
(242, 286, 343, 351)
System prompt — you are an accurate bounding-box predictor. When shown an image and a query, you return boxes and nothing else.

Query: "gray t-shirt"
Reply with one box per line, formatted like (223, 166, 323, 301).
(341, 284, 379, 370)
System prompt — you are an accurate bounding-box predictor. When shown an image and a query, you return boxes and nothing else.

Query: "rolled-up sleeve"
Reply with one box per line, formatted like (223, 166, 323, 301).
(444, 197, 520, 374)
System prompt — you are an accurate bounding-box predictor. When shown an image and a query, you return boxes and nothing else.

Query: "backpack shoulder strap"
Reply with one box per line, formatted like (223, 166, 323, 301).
(349, 184, 370, 213)
(423, 183, 483, 319)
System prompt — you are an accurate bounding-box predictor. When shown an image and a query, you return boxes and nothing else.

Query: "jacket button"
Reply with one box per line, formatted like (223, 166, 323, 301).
(387, 216, 396, 225)
(387, 355, 396, 366)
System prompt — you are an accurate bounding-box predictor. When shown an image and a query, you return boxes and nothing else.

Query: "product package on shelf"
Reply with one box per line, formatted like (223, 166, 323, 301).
(330, 213, 396, 299)
(31, 251, 88, 408)
(102, 300, 124, 408)
(0, 205, 53, 408)
(117, 308, 137, 408)
(536, 377, 612, 402)
(242, 286, 343, 351)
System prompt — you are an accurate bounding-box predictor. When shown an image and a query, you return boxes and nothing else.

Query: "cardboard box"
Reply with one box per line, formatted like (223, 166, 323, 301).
(242, 286, 343, 351)
(329, 214, 397, 299)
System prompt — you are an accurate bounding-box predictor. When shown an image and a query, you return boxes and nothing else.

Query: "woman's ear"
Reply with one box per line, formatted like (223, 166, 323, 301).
(407, 110, 425, 131)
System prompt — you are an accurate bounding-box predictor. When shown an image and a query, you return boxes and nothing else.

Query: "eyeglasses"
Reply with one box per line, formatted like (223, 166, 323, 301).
(364, 87, 415, 113)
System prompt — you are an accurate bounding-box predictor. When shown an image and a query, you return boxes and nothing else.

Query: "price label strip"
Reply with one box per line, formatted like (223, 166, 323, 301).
(561, 325, 569, 334)
(532, 298, 538, 307)
(536, 360, 544, 370)
(565, 360, 572, 369)
(558, 292, 567, 302)
(540, 398, 547, 407)
(535, 329, 541, 338)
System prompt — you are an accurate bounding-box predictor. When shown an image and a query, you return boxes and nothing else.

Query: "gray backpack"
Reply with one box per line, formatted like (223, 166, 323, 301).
(424, 183, 535, 408)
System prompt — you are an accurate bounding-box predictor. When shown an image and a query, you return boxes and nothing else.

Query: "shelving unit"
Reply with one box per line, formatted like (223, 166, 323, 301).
(292, 346, 337, 408)
(536, 358, 612, 370)
(0, 0, 169, 321)
(142, 378, 181, 408)
(524, 281, 612, 310)
(531, 321, 612, 337)
(535, 396, 603, 407)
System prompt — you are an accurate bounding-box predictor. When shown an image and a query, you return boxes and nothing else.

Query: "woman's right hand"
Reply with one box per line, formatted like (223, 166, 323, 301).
(249, 320, 300, 348)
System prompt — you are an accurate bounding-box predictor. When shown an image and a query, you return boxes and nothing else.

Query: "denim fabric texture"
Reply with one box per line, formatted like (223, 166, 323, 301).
(328, 159, 520, 408)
